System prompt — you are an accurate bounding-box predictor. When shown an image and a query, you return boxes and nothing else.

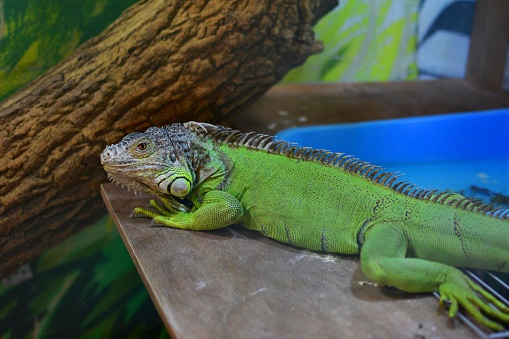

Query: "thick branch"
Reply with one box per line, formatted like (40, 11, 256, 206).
(0, 0, 338, 278)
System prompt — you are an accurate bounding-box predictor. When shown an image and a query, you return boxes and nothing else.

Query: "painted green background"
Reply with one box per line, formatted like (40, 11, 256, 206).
(0, 0, 138, 100)
(283, 0, 418, 83)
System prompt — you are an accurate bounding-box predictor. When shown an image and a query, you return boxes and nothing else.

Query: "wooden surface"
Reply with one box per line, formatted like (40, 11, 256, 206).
(224, 80, 509, 134)
(101, 183, 478, 339)
(466, 0, 509, 90)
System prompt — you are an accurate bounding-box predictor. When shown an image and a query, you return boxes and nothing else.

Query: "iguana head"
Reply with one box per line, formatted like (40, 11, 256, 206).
(101, 125, 195, 198)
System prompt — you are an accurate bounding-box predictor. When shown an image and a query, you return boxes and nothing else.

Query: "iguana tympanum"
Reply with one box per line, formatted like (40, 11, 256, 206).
(101, 121, 509, 330)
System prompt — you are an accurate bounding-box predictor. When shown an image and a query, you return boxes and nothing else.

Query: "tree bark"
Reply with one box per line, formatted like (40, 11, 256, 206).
(0, 0, 338, 278)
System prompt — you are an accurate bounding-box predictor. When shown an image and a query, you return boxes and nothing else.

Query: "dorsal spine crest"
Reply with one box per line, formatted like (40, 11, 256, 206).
(186, 122, 508, 221)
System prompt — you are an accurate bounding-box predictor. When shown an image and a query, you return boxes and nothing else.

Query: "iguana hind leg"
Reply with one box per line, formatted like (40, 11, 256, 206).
(360, 222, 509, 331)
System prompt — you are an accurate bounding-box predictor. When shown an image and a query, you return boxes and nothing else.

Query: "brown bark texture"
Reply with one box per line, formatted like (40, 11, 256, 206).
(0, 0, 338, 279)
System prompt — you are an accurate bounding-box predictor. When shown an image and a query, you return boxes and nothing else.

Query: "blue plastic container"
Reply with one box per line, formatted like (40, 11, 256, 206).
(276, 109, 509, 196)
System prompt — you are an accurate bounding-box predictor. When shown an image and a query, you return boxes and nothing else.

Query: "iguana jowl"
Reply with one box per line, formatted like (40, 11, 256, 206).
(101, 121, 509, 330)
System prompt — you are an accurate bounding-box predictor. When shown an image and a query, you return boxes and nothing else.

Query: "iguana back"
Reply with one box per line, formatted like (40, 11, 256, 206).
(204, 124, 509, 272)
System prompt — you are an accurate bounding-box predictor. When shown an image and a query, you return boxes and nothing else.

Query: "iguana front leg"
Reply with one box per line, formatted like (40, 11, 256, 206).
(360, 222, 509, 331)
(134, 190, 244, 230)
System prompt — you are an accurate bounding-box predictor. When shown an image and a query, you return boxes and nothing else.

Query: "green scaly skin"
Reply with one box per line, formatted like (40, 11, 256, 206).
(101, 121, 509, 331)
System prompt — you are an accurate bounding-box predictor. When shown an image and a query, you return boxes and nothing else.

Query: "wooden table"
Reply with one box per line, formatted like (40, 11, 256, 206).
(101, 183, 478, 338)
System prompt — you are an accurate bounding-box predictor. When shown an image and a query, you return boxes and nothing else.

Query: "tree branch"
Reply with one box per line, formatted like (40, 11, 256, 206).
(0, 0, 338, 278)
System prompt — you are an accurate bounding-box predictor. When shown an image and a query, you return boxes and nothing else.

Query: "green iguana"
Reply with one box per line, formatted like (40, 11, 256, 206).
(101, 121, 509, 330)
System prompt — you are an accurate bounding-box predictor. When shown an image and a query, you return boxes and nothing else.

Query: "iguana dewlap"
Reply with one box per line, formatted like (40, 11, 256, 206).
(101, 121, 509, 331)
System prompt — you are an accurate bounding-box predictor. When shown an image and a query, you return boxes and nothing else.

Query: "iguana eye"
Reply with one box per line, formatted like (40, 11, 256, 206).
(136, 142, 148, 152)
(132, 141, 152, 156)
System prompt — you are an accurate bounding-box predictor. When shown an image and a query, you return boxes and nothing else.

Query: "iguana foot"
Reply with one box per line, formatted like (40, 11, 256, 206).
(438, 274, 509, 331)
(132, 205, 193, 229)
(132, 197, 190, 219)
